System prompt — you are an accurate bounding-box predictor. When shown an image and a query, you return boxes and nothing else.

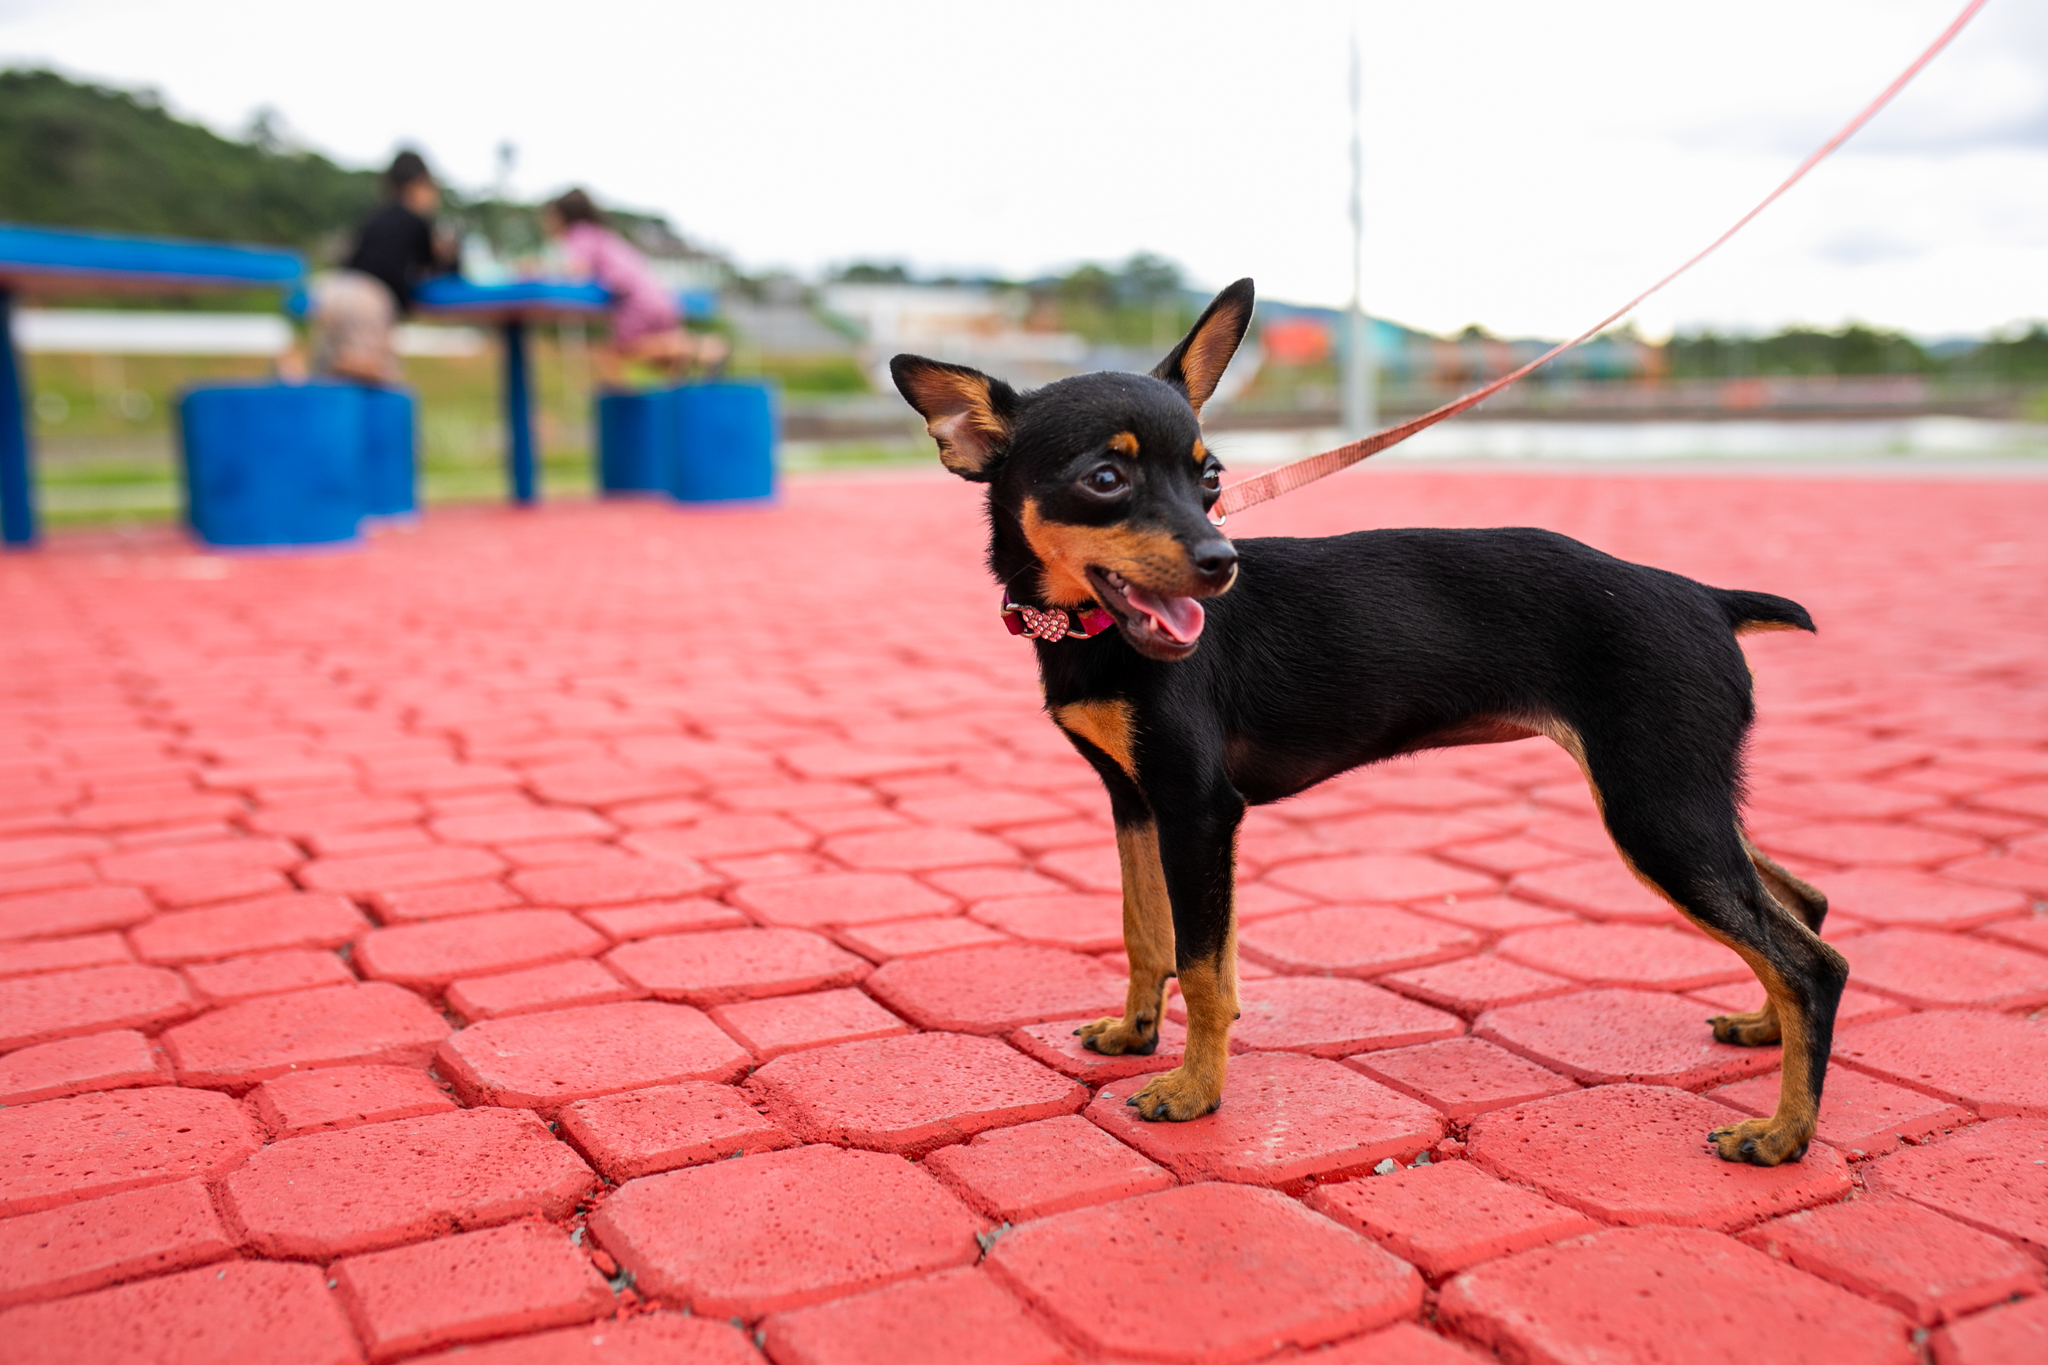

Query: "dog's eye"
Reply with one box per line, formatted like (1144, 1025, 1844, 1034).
(1201, 467, 1222, 494)
(1082, 466, 1127, 495)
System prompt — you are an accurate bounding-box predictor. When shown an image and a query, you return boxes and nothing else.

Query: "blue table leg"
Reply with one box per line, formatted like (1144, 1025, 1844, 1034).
(502, 318, 536, 505)
(0, 289, 36, 547)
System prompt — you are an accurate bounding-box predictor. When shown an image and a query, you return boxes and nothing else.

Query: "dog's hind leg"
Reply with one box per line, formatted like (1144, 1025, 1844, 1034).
(1707, 831, 1833, 1046)
(1568, 721, 1847, 1166)
(1744, 830, 1828, 932)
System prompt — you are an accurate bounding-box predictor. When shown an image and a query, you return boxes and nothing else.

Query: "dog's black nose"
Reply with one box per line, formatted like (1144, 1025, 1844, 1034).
(1191, 539, 1238, 586)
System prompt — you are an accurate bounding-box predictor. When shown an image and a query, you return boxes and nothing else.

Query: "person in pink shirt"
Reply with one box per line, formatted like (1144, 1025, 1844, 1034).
(540, 189, 725, 381)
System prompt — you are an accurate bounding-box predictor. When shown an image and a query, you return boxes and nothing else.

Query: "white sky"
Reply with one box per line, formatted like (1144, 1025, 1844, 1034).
(1, 0, 2042, 339)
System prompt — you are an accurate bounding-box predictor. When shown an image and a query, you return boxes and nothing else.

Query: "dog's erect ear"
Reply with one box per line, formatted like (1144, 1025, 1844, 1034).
(1153, 278, 1255, 416)
(890, 355, 1018, 481)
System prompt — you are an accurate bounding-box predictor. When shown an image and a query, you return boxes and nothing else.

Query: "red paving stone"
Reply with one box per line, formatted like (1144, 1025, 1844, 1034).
(1507, 859, 1681, 923)
(1494, 921, 1748, 990)
(1710, 1066, 1972, 1159)
(1403, 894, 1578, 935)
(866, 943, 1123, 1033)
(605, 925, 868, 1005)
(967, 891, 1123, 952)
(0, 1259, 363, 1365)
(988, 1182, 1422, 1364)
(1238, 904, 1482, 976)
(162, 980, 449, 1088)
(588, 1144, 983, 1317)
(223, 1106, 598, 1257)
(578, 896, 748, 941)
(369, 879, 523, 923)
(130, 891, 369, 964)
(1171, 975, 1463, 1057)
(1835, 926, 2048, 1009)
(1761, 819, 1985, 868)
(0, 1178, 235, 1308)
(438, 1000, 750, 1111)
(1823, 867, 2033, 930)
(1303, 1323, 1492, 1365)
(1740, 1196, 2044, 1325)
(8, 473, 2048, 1355)
(0, 962, 193, 1051)
(510, 857, 720, 907)
(1466, 1084, 1852, 1229)
(733, 870, 956, 927)
(249, 1063, 457, 1139)
(1438, 1225, 1916, 1365)
(1833, 1010, 2048, 1117)
(1087, 1052, 1445, 1186)
(0, 1085, 259, 1216)
(0, 930, 131, 977)
(301, 844, 508, 894)
(335, 1221, 612, 1361)
(555, 1081, 793, 1181)
(923, 1113, 1174, 1221)
(1378, 953, 1579, 1014)
(1934, 1295, 2048, 1364)
(1008, 1015, 1189, 1082)
(747, 1030, 1087, 1155)
(408, 1313, 763, 1364)
(356, 909, 608, 989)
(1306, 1158, 1600, 1277)
(0, 1029, 168, 1105)
(1862, 1119, 2048, 1261)
(708, 986, 908, 1058)
(1476, 986, 1782, 1089)
(761, 1267, 1069, 1365)
(1261, 852, 1498, 905)
(182, 947, 356, 1004)
(834, 914, 1013, 960)
(0, 883, 154, 940)
(1346, 1036, 1578, 1120)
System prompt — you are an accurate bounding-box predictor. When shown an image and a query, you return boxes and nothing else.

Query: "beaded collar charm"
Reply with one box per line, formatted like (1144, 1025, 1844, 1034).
(1001, 593, 1115, 642)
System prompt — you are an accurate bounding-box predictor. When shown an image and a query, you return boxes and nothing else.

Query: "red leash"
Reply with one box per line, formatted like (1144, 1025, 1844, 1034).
(1216, 0, 1990, 519)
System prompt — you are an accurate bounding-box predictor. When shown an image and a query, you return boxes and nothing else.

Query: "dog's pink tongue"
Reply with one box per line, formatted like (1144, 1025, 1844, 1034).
(1124, 585, 1206, 644)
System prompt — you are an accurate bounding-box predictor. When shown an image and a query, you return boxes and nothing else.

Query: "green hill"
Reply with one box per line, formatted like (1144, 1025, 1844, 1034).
(0, 68, 378, 248)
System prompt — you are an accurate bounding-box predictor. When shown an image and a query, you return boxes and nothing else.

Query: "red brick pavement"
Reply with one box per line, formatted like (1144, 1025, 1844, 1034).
(0, 466, 2044, 1361)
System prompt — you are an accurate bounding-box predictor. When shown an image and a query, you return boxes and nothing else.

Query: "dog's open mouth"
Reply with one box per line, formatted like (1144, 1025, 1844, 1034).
(1086, 567, 1206, 659)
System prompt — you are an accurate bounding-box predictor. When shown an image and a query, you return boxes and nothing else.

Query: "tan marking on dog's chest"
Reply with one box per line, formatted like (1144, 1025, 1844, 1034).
(1055, 698, 1137, 778)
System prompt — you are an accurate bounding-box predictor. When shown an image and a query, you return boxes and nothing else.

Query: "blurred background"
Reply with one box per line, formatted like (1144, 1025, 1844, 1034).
(1, 0, 2042, 526)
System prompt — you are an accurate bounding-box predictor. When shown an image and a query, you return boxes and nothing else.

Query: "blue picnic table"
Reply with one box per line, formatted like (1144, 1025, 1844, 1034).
(409, 278, 610, 506)
(0, 223, 304, 547)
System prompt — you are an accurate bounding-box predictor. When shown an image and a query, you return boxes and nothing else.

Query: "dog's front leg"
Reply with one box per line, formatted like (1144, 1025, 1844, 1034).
(1124, 778, 1243, 1122)
(1076, 818, 1175, 1056)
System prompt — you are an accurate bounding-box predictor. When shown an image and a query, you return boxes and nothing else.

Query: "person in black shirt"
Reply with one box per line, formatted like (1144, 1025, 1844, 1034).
(309, 151, 455, 382)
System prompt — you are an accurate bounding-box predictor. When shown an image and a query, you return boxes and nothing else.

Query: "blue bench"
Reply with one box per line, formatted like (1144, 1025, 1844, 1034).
(0, 223, 304, 547)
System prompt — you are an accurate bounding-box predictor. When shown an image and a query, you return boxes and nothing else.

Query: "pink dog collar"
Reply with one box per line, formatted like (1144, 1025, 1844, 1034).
(1002, 594, 1115, 642)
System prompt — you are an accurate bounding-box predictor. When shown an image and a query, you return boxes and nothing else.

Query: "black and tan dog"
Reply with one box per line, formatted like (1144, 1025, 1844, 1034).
(891, 279, 1847, 1167)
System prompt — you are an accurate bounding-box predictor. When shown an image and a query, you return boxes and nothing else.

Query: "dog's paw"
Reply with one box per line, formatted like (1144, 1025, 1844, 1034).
(1124, 1065, 1221, 1121)
(1075, 1015, 1159, 1056)
(1707, 1116, 1809, 1166)
(1708, 1008, 1782, 1047)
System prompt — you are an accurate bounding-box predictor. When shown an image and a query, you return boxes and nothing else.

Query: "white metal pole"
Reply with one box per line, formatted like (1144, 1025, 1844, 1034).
(1341, 27, 1377, 439)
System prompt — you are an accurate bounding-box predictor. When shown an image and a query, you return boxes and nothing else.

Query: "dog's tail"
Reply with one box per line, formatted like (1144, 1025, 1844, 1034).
(1717, 588, 1816, 636)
